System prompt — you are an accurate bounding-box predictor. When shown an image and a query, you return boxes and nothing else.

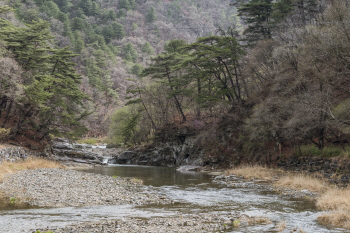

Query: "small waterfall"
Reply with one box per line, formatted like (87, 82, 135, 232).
(102, 157, 110, 164)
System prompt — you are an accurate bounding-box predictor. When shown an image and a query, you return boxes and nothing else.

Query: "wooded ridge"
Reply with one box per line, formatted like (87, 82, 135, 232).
(1, 0, 350, 160)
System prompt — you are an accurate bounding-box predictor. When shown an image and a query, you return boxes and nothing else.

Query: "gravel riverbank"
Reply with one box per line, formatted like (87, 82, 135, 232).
(213, 174, 318, 199)
(0, 168, 171, 207)
(35, 213, 271, 233)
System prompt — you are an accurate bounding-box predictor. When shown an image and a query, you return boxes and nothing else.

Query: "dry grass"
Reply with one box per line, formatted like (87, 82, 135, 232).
(317, 188, 350, 211)
(251, 216, 272, 225)
(316, 188, 350, 229)
(275, 174, 328, 192)
(130, 177, 144, 185)
(226, 165, 350, 230)
(317, 211, 350, 229)
(226, 165, 281, 181)
(0, 157, 63, 180)
(277, 221, 286, 232)
(0, 143, 16, 149)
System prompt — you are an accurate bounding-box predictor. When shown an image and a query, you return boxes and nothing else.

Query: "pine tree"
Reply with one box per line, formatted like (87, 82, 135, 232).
(78, 0, 92, 15)
(141, 40, 188, 122)
(141, 42, 154, 55)
(238, 0, 273, 45)
(117, 9, 126, 18)
(107, 9, 117, 21)
(102, 25, 114, 43)
(111, 22, 126, 40)
(71, 17, 85, 30)
(123, 43, 138, 62)
(119, 0, 131, 10)
(146, 6, 157, 23)
(130, 63, 144, 76)
(89, 2, 100, 17)
(57, 12, 69, 23)
(0, 19, 89, 138)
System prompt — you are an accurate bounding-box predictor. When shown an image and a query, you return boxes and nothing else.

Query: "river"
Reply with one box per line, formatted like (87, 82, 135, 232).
(0, 165, 347, 232)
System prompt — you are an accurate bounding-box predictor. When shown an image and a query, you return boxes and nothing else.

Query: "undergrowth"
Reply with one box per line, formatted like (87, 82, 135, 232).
(295, 145, 342, 157)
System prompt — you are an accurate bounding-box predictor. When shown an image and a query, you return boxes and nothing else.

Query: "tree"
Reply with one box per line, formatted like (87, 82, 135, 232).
(146, 6, 157, 23)
(71, 17, 85, 30)
(102, 25, 114, 43)
(238, 0, 273, 45)
(107, 9, 117, 21)
(119, 0, 131, 10)
(141, 39, 188, 122)
(89, 2, 100, 17)
(86, 50, 118, 109)
(53, 0, 72, 12)
(123, 42, 138, 62)
(130, 63, 144, 76)
(117, 9, 126, 18)
(0, 19, 89, 138)
(57, 12, 69, 23)
(141, 41, 154, 55)
(78, 0, 92, 15)
(111, 22, 126, 40)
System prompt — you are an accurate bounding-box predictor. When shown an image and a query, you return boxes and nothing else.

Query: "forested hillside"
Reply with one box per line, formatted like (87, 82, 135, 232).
(1, 0, 350, 160)
(111, 0, 350, 161)
(0, 0, 240, 141)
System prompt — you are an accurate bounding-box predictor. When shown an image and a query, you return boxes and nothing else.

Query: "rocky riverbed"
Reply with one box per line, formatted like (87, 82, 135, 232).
(35, 213, 272, 233)
(0, 168, 171, 207)
(213, 174, 318, 199)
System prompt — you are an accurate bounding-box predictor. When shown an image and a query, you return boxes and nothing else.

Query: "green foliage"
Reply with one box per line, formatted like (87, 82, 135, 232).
(78, 0, 92, 15)
(86, 49, 118, 106)
(110, 106, 137, 144)
(122, 112, 140, 143)
(0, 128, 11, 142)
(10, 197, 17, 204)
(0, 20, 89, 138)
(71, 17, 85, 30)
(233, 220, 240, 227)
(111, 22, 126, 40)
(295, 145, 342, 158)
(141, 42, 154, 55)
(0, 5, 14, 27)
(57, 12, 69, 23)
(119, 0, 132, 10)
(77, 138, 99, 145)
(90, 2, 100, 16)
(123, 43, 138, 62)
(53, 0, 72, 12)
(116, 9, 126, 18)
(130, 63, 144, 77)
(107, 9, 117, 21)
(238, 0, 273, 45)
(40, 1, 60, 18)
(145, 6, 157, 23)
(102, 25, 114, 43)
(272, 0, 293, 22)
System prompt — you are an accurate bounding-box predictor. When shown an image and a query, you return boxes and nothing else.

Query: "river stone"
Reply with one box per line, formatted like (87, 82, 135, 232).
(53, 143, 73, 150)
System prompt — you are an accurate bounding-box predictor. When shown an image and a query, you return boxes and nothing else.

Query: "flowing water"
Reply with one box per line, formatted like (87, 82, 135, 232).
(0, 165, 348, 232)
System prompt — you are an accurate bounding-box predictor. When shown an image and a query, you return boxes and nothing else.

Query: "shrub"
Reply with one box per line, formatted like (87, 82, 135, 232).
(0, 127, 11, 141)
(295, 145, 342, 157)
(77, 138, 99, 145)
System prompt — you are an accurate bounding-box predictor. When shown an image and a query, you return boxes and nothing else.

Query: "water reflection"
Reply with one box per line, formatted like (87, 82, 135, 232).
(80, 165, 210, 187)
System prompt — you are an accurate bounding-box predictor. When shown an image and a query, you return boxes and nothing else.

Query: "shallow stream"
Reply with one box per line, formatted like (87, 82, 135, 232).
(0, 165, 348, 232)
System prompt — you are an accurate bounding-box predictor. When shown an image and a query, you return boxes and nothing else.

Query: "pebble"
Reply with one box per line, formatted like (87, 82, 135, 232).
(212, 174, 318, 199)
(0, 168, 172, 207)
(35, 213, 269, 233)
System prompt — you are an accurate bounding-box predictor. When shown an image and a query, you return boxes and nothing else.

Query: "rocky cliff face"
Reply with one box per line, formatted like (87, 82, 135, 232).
(109, 124, 206, 167)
